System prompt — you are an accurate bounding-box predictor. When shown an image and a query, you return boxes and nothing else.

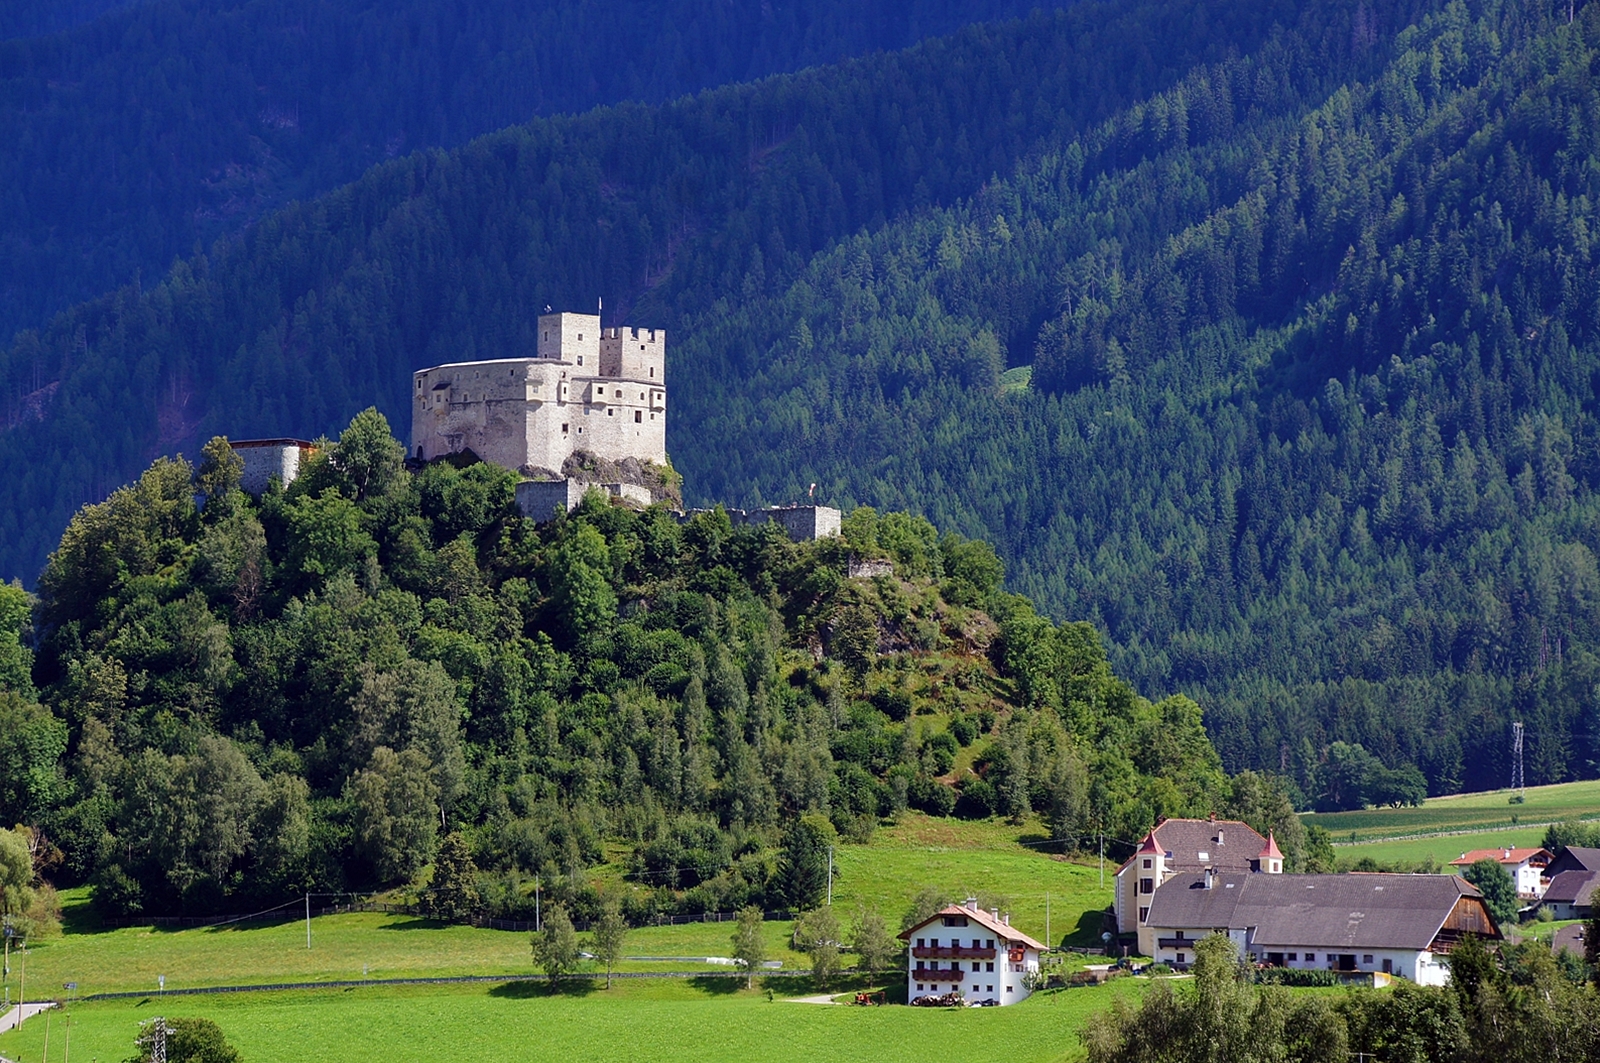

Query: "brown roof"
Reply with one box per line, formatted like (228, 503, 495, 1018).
(1448, 847, 1551, 867)
(1118, 818, 1267, 875)
(1542, 870, 1600, 906)
(1144, 872, 1498, 951)
(898, 903, 1046, 950)
(229, 438, 317, 449)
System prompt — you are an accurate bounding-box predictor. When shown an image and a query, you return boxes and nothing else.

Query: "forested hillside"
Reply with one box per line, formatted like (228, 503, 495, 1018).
(0, 0, 1072, 344)
(0, 0, 1395, 580)
(0, 413, 1275, 917)
(10, 0, 1600, 806)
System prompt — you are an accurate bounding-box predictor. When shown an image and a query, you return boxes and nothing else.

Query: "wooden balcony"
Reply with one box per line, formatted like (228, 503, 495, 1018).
(911, 967, 966, 983)
(912, 946, 993, 960)
(1156, 938, 1197, 950)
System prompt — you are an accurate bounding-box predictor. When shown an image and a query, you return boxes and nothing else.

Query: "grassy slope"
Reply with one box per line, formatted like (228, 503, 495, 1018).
(1302, 779, 1600, 845)
(3, 814, 1112, 999)
(0, 979, 1138, 1063)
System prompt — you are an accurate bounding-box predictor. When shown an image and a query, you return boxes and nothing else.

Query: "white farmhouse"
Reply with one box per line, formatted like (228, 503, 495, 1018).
(899, 899, 1045, 1005)
(1141, 871, 1502, 987)
(1448, 847, 1553, 899)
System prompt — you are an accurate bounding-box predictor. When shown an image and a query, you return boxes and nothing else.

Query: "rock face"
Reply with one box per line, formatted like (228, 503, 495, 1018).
(560, 450, 683, 507)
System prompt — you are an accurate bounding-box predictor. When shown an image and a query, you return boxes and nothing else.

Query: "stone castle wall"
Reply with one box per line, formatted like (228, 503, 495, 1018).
(413, 311, 665, 472)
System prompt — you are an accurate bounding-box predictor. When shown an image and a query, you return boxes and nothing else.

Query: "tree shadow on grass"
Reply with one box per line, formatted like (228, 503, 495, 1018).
(1062, 907, 1111, 949)
(686, 975, 745, 995)
(489, 978, 598, 999)
(375, 917, 449, 931)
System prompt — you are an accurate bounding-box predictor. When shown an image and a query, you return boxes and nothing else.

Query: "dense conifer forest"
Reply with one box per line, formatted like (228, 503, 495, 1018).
(0, 0, 1074, 342)
(6, 0, 1600, 807)
(0, 413, 1280, 916)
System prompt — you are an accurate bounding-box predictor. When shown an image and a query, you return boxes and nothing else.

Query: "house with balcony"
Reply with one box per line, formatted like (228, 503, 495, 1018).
(899, 898, 1045, 1005)
(1448, 847, 1553, 899)
(1140, 871, 1501, 987)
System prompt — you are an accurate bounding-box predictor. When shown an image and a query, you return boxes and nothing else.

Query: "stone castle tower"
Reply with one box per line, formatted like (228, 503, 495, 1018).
(411, 311, 666, 474)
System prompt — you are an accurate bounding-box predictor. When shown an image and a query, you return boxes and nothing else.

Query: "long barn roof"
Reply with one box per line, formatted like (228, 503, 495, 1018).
(1145, 872, 1497, 951)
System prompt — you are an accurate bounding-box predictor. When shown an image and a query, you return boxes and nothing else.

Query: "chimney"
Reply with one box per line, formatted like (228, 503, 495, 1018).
(991, 908, 1001, 923)
(1204, 867, 1214, 890)
(965, 897, 979, 912)
(1003, 913, 1010, 926)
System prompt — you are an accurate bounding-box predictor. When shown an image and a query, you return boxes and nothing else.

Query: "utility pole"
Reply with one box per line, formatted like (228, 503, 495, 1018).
(1512, 722, 1526, 799)
(306, 893, 312, 950)
(535, 879, 541, 932)
(1046, 893, 1051, 950)
(1099, 833, 1105, 890)
(826, 847, 834, 906)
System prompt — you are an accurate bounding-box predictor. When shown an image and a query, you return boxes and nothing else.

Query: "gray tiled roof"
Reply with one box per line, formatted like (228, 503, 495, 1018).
(1145, 872, 1491, 951)
(1543, 870, 1600, 906)
(1552, 923, 1587, 957)
(1149, 818, 1267, 873)
(1547, 847, 1600, 877)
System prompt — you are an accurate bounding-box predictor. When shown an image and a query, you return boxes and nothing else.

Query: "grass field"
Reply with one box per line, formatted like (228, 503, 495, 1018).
(1302, 778, 1600, 847)
(1330, 827, 1556, 869)
(0, 813, 1112, 1003)
(0, 974, 1139, 1063)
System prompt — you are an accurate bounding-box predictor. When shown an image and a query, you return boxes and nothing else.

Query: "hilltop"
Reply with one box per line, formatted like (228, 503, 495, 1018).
(0, 411, 1297, 921)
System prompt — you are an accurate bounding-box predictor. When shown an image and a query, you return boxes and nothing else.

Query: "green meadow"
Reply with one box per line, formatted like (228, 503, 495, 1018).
(1303, 778, 1600, 849)
(2, 977, 1139, 1063)
(0, 814, 1112, 1002)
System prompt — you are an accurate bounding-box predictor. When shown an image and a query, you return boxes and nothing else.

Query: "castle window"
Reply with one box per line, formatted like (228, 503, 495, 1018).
(608, 408, 613, 416)
(561, 424, 568, 433)
(578, 334, 583, 341)
(578, 356, 584, 365)
(635, 411, 642, 423)
(640, 344, 645, 350)
(649, 367, 655, 377)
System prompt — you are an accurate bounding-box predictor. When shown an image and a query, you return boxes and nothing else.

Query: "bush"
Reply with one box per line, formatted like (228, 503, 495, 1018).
(954, 777, 995, 819)
(949, 715, 978, 746)
(907, 775, 956, 816)
(1144, 962, 1173, 976)
(1254, 967, 1340, 986)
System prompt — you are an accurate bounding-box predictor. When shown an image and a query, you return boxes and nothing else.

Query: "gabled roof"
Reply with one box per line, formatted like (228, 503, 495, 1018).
(1547, 847, 1600, 877)
(898, 903, 1046, 951)
(1115, 817, 1267, 876)
(1552, 922, 1587, 958)
(230, 438, 316, 449)
(1144, 873, 1499, 951)
(1542, 870, 1600, 906)
(1448, 847, 1551, 868)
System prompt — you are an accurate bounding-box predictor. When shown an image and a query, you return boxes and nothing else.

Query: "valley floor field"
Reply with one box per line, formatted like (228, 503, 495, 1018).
(0, 979, 1135, 1063)
(1302, 778, 1600, 856)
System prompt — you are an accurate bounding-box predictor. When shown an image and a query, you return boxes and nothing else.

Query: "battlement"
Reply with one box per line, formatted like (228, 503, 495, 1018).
(413, 310, 666, 472)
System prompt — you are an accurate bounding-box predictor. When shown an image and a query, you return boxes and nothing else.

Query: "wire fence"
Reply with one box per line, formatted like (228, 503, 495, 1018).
(102, 902, 798, 934)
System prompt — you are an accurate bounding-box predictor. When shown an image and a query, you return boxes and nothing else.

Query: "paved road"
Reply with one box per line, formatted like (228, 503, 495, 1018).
(0, 1001, 56, 1033)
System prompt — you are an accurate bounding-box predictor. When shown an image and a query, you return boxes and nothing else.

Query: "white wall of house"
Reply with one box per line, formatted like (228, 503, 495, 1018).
(1145, 933, 1450, 987)
(1512, 861, 1545, 897)
(906, 927, 1039, 1005)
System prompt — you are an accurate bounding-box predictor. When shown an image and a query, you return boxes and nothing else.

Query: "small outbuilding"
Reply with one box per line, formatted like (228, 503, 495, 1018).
(900, 898, 1044, 1005)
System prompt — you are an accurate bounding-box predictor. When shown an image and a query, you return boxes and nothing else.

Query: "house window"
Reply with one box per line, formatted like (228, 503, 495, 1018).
(1138, 907, 1148, 921)
(1143, 859, 1152, 869)
(1305, 954, 1314, 962)
(1382, 958, 1393, 974)
(1006, 986, 1014, 993)
(1362, 955, 1373, 966)
(916, 939, 924, 948)
(987, 985, 993, 992)
(986, 962, 994, 972)
(1140, 878, 1154, 894)
(943, 917, 968, 927)
(1176, 953, 1186, 964)
(1287, 953, 1297, 961)
(916, 984, 924, 991)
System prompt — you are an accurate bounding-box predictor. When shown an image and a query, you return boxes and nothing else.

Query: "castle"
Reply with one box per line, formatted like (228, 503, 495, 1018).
(231, 309, 839, 539)
(411, 311, 666, 474)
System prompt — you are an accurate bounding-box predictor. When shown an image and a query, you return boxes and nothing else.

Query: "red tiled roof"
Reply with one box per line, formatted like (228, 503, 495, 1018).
(1448, 847, 1551, 867)
(1259, 832, 1284, 860)
(898, 903, 1046, 950)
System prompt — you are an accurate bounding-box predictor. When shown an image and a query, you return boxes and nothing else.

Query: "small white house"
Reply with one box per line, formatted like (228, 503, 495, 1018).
(1448, 847, 1552, 899)
(899, 898, 1045, 1005)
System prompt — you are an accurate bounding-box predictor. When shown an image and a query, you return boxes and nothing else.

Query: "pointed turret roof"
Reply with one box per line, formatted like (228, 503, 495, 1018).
(1259, 831, 1283, 860)
(1138, 831, 1161, 854)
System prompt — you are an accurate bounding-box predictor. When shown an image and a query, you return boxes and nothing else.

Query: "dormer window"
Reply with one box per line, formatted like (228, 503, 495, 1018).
(1197, 851, 1209, 861)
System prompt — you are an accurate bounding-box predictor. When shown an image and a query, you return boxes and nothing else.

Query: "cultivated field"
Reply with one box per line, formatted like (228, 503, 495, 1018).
(1303, 778, 1600, 847)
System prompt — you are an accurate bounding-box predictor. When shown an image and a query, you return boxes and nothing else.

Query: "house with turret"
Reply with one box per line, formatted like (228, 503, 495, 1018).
(1113, 815, 1278, 937)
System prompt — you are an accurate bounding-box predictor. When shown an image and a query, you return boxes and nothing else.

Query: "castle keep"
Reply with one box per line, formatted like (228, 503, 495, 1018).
(411, 311, 666, 473)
